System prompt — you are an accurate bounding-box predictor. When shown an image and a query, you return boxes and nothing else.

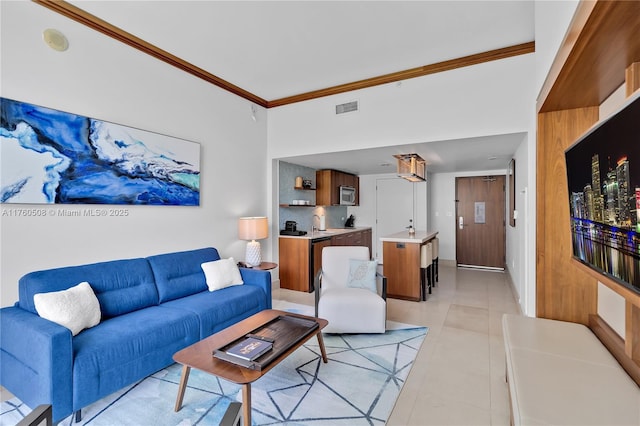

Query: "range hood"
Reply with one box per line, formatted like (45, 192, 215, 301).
(393, 154, 426, 182)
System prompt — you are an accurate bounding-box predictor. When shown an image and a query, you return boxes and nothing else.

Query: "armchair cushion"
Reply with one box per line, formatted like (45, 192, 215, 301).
(346, 259, 377, 293)
(318, 287, 386, 334)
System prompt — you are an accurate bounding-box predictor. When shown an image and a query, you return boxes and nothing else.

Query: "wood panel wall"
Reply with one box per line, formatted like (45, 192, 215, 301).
(537, 0, 640, 385)
(536, 107, 598, 324)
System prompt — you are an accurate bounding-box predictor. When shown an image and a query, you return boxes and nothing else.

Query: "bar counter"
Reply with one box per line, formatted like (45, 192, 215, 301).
(380, 230, 438, 301)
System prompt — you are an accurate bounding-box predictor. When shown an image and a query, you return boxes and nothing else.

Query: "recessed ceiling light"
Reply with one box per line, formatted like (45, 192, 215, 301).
(43, 28, 69, 52)
(488, 156, 498, 161)
(379, 162, 391, 167)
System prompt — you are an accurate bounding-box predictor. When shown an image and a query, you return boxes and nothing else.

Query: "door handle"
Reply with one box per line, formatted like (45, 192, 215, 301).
(459, 216, 464, 229)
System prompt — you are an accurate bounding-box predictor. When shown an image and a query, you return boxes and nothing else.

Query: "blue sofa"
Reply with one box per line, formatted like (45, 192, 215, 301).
(0, 247, 272, 422)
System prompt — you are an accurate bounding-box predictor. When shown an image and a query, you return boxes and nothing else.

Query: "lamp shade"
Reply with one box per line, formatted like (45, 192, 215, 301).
(238, 217, 268, 241)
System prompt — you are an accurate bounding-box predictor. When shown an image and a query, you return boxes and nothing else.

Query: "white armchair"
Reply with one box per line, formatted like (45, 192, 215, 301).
(314, 246, 387, 334)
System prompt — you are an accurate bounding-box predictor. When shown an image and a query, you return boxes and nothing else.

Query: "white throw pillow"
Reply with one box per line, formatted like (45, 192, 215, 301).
(33, 281, 101, 336)
(201, 257, 244, 291)
(346, 259, 378, 294)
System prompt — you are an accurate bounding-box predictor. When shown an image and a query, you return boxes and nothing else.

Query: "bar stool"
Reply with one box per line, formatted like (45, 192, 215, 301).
(431, 237, 439, 285)
(420, 242, 433, 301)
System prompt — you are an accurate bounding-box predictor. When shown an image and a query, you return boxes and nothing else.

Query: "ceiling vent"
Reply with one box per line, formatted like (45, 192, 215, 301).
(336, 101, 358, 115)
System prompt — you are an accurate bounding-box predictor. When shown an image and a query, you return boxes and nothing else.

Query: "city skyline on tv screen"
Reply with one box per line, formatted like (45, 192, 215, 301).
(566, 96, 640, 232)
(565, 95, 639, 290)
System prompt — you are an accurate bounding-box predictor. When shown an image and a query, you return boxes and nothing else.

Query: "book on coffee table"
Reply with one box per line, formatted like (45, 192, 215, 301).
(225, 336, 273, 361)
(213, 314, 320, 370)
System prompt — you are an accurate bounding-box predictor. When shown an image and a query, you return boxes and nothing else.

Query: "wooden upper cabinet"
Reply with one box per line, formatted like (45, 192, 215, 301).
(315, 169, 359, 206)
(315, 170, 334, 206)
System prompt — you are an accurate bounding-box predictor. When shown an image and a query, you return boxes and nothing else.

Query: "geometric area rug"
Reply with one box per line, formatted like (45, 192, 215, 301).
(1, 308, 427, 426)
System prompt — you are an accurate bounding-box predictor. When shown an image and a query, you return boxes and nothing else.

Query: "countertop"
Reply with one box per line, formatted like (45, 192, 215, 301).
(379, 230, 438, 244)
(279, 227, 371, 241)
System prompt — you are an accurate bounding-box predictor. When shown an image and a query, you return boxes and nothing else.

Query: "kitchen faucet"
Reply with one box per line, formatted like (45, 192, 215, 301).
(312, 215, 320, 233)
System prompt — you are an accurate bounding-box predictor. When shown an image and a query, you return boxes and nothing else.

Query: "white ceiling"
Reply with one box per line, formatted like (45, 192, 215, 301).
(279, 132, 527, 175)
(65, 0, 535, 174)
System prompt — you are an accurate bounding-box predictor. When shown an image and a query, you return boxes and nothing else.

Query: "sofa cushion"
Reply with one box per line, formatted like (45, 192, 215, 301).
(201, 258, 243, 291)
(34, 282, 101, 336)
(72, 305, 199, 410)
(160, 285, 267, 339)
(19, 258, 158, 318)
(147, 247, 220, 303)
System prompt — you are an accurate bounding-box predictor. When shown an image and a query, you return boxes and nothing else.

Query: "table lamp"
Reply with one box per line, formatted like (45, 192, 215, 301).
(238, 217, 268, 267)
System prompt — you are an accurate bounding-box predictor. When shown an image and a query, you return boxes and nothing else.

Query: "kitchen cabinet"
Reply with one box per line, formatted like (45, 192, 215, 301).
(330, 234, 346, 246)
(332, 229, 372, 255)
(279, 237, 330, 293)
(362, 229, 372, 256)
(279, 228, 372, 292)
(312, 238, 332, 288)
(330, 229, 372, 257)
(279, 238, 310, 292)
(315, 169, 359, 206)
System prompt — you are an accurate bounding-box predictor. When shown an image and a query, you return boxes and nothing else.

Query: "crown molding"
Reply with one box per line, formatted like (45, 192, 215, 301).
(33, 0, 534, 109)
(268, 41, 535, 108)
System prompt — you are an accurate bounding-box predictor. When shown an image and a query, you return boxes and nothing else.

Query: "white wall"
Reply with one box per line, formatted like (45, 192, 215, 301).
(0, 2, 269, 307)
(268, 54, 536, 158)
(534, 0, 581, 100)
(505, 134, 530, 309)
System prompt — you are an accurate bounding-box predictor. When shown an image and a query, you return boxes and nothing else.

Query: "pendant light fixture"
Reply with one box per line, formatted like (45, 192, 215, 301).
(393, 153, 426, 182)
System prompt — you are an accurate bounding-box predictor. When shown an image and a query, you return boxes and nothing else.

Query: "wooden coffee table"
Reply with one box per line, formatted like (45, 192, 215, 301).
(173, 309, 328, 425)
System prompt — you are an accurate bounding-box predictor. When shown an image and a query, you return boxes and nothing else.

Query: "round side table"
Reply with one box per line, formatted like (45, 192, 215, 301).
(238, 261, 277, 270)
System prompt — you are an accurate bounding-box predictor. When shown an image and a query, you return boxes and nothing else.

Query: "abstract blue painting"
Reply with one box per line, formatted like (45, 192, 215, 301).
(0, 97, 200, 205)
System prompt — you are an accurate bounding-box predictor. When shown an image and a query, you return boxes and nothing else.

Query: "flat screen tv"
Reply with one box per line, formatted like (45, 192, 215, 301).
(565, 92, 640, 293)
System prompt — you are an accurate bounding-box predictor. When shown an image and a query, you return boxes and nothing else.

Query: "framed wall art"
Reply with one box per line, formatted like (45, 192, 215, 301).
(1, 97, 200, 206)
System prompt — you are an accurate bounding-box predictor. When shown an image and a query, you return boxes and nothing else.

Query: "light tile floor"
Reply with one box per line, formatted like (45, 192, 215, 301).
(273, 261, 522, 426)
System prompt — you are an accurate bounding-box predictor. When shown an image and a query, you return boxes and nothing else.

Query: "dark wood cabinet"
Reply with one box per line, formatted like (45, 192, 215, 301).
(315, 169, 359, 206)
(311, 238, 332, 288)
(330, 233, 346, 246)
(363, 229, 372, 257)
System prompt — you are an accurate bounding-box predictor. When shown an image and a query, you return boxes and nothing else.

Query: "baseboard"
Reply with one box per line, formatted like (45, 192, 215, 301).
(504, 266, 523, 316)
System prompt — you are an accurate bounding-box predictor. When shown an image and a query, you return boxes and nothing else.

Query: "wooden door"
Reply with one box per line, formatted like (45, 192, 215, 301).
(455, 176, 505, 269)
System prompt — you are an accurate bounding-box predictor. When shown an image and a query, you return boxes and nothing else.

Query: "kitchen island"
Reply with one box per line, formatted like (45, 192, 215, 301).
(380, 230, 438, 301)
(279, 227, 372, 292)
